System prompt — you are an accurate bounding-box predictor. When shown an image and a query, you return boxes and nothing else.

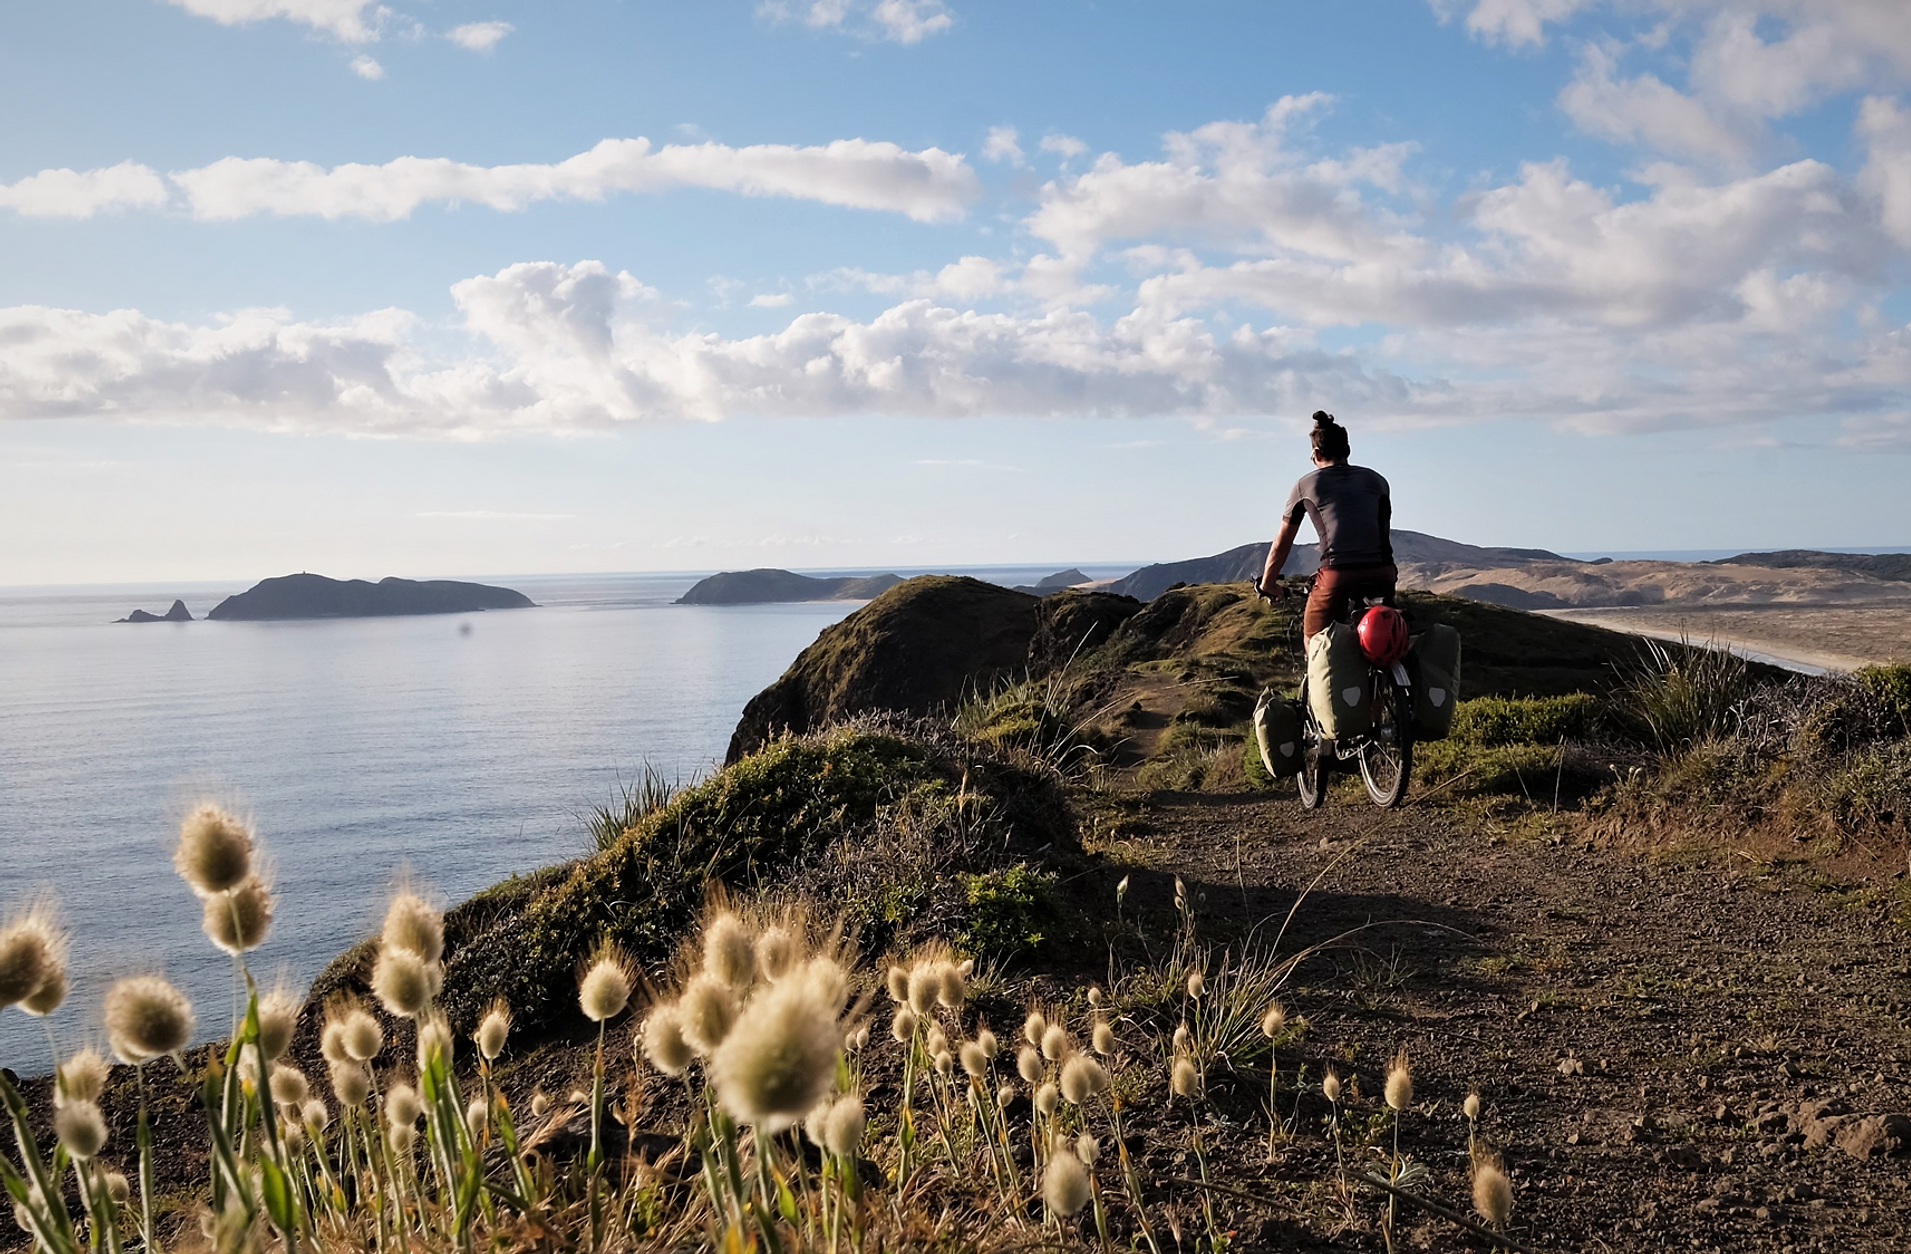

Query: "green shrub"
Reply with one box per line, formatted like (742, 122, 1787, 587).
(1415, 740, 1562, 798)
(1857, 664, 1911, 736)
(1821, 741, 1911, 828)
(1242, 732, 1276, 790)
(958, 863, 1057, 956)
(1450, 693, 1605, 747)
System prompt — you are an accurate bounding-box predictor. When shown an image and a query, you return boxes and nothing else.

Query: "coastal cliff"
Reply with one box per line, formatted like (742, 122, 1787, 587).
(675, 568, 903, 605)
(206, 573, 534, 621)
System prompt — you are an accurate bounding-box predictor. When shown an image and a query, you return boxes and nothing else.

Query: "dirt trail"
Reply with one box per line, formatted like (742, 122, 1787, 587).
(1114, 781, 1911, 1253)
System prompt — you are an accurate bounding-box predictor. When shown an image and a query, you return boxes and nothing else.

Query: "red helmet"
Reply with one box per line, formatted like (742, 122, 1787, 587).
(1356, 605, 1410, 666)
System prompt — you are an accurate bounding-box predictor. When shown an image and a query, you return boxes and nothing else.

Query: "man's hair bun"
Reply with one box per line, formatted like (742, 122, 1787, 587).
(1308, 410, 1350, 460)
(1311, 410, 1335, 427)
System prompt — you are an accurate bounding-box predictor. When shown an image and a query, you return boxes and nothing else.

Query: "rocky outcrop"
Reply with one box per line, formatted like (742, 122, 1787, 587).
(675, 569, 903, 605)
(206, 574, 534, 621)
(1027, 590, 1143, 674)
(116, 599, 192, 623)
(1011, 569, 1091, 595)
(727, 576, 1041, 762)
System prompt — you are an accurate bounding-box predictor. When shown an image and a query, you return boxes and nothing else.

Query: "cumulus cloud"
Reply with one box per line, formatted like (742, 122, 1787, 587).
(0, 135, 980, 223)
(759, 0, 953, 43)
(447, 21, 513, 52)
(1023, 95, 1418, 267)
(982, 126, 1025, 166)
(1558, 44, 1753, 162)
(163, 0, 389, 43)
(349, 54, 384, 79)
(0, 162, 169, 217)
(749, 292, 793, 307)
(1858, 94, 1911, 248)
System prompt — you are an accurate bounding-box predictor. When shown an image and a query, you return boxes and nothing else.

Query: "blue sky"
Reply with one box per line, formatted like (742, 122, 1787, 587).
(4, 0, 1910, 583)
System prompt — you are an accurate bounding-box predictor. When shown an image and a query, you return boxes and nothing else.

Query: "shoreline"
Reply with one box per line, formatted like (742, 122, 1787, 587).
(1538, 608, 1884, 675)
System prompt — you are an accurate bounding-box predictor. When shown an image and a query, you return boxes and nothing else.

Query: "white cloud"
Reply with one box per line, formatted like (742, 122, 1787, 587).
(813, 255, 1005, 299)
(759, 0, 953, 43)
(163, 0, 389, 43)
(749, 293, 794, 307)
(1039, 134, 1088, 160)
(982, 126, 1025, 166)
(1858, 94, 1911, 248)
(0, 162, 169, 217)
(1023, 96, 1418, 268)
(1558, 43, 1753, 162)
(349, 53, 384, 79)
(1434, 0, 1593, 47)
(1, 135, 980, 223)
(447, 21, 513, 53)
(871, 0, 952, 43)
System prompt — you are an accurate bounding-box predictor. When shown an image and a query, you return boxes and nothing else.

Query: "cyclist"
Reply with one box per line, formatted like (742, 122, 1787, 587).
(1255, 411, 1396, 643)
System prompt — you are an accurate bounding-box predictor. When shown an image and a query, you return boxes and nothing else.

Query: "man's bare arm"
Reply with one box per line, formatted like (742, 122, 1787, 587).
(1259, 514, 1302, 596)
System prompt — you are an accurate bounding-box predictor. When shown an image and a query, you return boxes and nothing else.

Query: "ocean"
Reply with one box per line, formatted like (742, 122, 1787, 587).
(0, 566, 1126, 1067)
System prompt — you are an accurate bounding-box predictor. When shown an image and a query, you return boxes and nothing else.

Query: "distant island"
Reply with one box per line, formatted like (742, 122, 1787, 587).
(206, 574, 535, 621)
(115, 599, 193, 624)
(676, 569, 904, 606)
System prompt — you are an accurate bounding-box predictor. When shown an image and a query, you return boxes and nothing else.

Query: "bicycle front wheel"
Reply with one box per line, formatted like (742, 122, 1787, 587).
(1359, 681, 1413, 808)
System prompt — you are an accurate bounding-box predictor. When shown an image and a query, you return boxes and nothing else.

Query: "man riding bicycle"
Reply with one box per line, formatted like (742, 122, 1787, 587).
(1254, 411, 1396, 640)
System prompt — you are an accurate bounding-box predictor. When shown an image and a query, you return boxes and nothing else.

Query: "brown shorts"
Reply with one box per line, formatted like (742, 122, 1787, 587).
(1303, 563, 1398, 645)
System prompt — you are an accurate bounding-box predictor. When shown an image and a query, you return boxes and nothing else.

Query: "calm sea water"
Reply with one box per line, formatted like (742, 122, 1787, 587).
(0, 566, 1124, 1067)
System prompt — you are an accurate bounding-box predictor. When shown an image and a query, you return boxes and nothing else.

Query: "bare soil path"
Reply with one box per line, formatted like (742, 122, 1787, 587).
(1103, 780, 1911, 1253)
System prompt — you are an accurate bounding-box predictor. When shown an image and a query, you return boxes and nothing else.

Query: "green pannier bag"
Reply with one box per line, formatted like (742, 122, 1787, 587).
(1253, 688, 1304, 778)
(1407, 623, 1462, 741)
(1306, 620, 1372, 740)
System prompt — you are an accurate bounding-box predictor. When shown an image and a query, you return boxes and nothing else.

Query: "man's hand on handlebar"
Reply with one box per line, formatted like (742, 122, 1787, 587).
(1257, 578, 1290, 605)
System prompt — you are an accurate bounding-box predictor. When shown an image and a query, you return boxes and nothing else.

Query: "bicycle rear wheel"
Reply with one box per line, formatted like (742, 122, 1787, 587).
(1359, 680, 1413, 808)
(1296, 709, 1327, 809)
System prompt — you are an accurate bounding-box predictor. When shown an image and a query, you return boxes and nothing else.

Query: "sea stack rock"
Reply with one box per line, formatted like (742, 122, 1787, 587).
(207, 573, 535, 621)
(116, 599, 194, 623)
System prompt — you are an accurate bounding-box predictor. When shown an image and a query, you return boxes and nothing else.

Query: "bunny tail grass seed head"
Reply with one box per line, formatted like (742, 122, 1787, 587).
(708, 975, 843, 1130)
(579, 945, 633, 1022)
(1041, 1024, 1074, 1062)
(268, 1065, 310, 1108)
(302, 1099, 330, 1132)
(924, 1024, 947, 1058)
(1022, 1009, 1046, 1046)
(1087, 986, 1102, 1007)
(56, 1048, 108, 1108)
(1172, 1023, 1190, 1055)
(475, 999, 511, 1062)
(381, 891, 444, 965)
(1016, 1045, 1043, 1084)
(996, 1082, 1016, 1109)
(977, 1027, 999, 1059)
(202, 876, 273, 955)
(104, 1173, 130, 1206)
(1034, 1082, 1059, 1117)
(1091, 1020, 1115, 1057)
(823, 1094, 865, 1158)
(1043, 1149, 1091, 1217)
(174, 804, 253, 898)
(22, 966, 67, 1017)
(465, 1098, 489, 1139)
(755, 925, 799, 981)
(104, 975, 194, 1064)
(905, 964, 939, 1016)
(55, 1101, 108, 1160)
(257, 986, 299, 1061)
(1322, 1067, 1341, 1104)
(1473, 1155, 1514, 1227)
(1385, 1049, 1413, 1112)
(1464, 1089, 1482, 1120)
(330, 1062, 371, 1108)
(319, 1020, 348, 1065)
(959, 1040, 989, 1078)
(884, 964, 909, 1003)
(934, 1051, 954, 1078)
(342, 1006, 384, 1062)
(703, 912, 758, 989)
(1171, 1057, 1201, 1099)
(641, 1003, 694, 1076)
(416, 1014, 454, 1070)
(1261, 1002, 1287, 1039)
(681, 973, 739, 1055)
(1077, 1132, 1100, 1164)
(1060, 1055, 1109, 1103)
(385, 1082, 423, 1128)
(890, 1006, 917, 1044)
(937, 961, 967, 1009)
(1186, 970, 1205, 998)
(371, 946, 432, 1019)
(0, 896, 64, 1009)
